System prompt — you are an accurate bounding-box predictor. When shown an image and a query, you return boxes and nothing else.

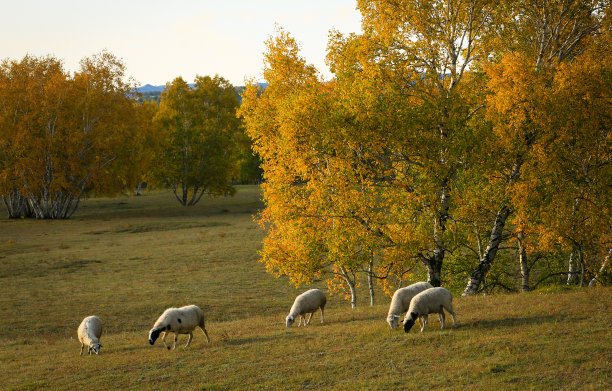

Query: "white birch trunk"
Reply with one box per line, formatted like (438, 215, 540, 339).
(367, 260, 375, 306)
(463, 206, 510, 296)
(518, 232, 530, 292)
(339, 265, 357, 308)
(589, 249, 611, 287)
(567, 252, 577, 285)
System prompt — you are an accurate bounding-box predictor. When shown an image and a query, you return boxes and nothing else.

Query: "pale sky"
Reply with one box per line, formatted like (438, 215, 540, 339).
(1, 0, 363, 87)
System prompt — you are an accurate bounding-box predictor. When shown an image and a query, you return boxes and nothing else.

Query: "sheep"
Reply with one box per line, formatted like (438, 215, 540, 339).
(386, 282, 434, 329)
(403, 287, 457, 333)
(77, 315, 103, 356)
(285, 289, 326, 327)
(148, 305, 211, 350)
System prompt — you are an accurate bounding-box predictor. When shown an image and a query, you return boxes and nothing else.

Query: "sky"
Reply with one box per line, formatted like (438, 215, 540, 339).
(1, 0, 363, 87)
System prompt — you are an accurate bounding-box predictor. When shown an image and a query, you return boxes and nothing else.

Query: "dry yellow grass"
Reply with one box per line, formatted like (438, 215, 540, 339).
(1, 187, 610, 390)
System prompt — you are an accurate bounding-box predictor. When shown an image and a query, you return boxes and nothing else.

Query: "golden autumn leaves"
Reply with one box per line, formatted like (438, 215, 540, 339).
(240, 0, 611, 304)
(0, 52, 150, 219)
(0, 53, 250, 217)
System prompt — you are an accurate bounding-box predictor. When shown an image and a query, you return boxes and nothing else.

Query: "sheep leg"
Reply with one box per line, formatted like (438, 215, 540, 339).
(320, 307, 325, 324)
(439, 311, 446, 329)
(298, 315, 304, 327)
(306, 312, 314, 325)
(80, 342, 84, 356)
(420, 315, 429, 332)
(185, 332, 193, 347)
(200, 326, 211, 343)
(173, 333, 178, 350)
(445, 304, 457, 327)
(161, 332, 170, 350)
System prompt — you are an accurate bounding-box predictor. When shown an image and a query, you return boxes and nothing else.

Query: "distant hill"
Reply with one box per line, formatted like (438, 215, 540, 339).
(136, 83, 268, 104)
(136, 84, 165, 93)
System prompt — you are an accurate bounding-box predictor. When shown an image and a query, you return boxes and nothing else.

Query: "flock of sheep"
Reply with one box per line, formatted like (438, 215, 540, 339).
(77, 282, 456, 355)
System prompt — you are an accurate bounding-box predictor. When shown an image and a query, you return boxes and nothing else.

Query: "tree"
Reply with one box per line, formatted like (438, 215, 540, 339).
(126, 100, 163, 194)
(241, 2, 506, 306)
(241, 1, 611, 304)
(338, 0, 508, 287)
(233, 127, 263, 184)
(462, 0, 610, 293)
(151, 75, 240, 206)
(0, 52, 145, 219)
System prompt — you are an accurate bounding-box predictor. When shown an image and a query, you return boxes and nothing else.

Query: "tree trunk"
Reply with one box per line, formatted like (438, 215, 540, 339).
(578, 248, 585, 287)
(135, 182, 147, 196)
(423, 248, 444, 287)
(589, 249, 611, 287)
(423, 184, 451, 287)
(367, 259, 375, 306)
(2, 191, 28, 219)
(518, 231, 530, 292)
(462, 206, 510, 296)
(567, 252, 577, 285)
(27, 191, 80, 219)
(339, 265, 357, 308)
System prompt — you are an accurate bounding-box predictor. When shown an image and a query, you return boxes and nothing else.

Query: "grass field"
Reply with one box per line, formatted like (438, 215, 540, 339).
(1, 186, 610, 390)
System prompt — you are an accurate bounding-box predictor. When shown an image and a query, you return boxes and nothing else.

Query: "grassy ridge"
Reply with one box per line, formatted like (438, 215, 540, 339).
(1, 187, 610, 390)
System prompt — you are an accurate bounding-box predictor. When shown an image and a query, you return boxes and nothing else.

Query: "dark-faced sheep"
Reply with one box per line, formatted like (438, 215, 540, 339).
(148, 305, 211, 349)
(386, 282, 433, 329)
(403, 287, 457, 333)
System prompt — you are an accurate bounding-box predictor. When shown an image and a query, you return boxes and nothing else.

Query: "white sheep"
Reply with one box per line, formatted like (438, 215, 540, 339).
(285, 289, 326, 327)
(148, 305, 211, 350)
(77, 315, 103, 356)
(403, 287, 457, 333)
(386, 282, 434, 329)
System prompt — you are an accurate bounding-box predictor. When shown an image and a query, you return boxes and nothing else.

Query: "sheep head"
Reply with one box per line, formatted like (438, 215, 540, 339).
(387, 314, 401, 330)
(149, 328, 161, 345)
(403, 312, 418, 333)
(88, 343, 102, 355)
(285, 315, 295, 327)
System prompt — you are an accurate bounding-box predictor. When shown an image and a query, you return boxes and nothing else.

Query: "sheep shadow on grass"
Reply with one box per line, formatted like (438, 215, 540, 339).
(221, 332, 301, 346)
(459, 314, 560, 330)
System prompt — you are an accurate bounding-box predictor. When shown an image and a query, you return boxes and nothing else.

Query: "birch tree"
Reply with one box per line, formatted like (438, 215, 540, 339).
(462, 0, 608, 294)
(0, 52, 144, 219)
(152, 75, 240, 206)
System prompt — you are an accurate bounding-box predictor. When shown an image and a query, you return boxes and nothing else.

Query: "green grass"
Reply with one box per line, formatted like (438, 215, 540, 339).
(1, 186, 610, 390)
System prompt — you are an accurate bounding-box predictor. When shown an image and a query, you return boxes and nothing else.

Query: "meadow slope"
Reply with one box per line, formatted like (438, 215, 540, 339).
(0, 187, 610, 390)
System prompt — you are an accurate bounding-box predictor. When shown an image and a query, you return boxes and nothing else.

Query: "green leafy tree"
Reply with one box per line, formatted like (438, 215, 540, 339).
(152, 75, 240, 206)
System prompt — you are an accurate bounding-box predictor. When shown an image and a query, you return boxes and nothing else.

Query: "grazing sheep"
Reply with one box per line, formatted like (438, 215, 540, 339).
(148, 305, 211, 350)
(403, 287, 457, 333)
(386, 282, 434, 329)
(78, 315, 103, 356)
(286, 289, 326, 327)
